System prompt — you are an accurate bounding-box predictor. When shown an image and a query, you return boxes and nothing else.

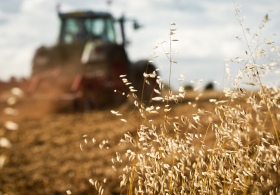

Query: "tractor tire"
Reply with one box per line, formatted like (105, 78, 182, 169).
(106, 45, 130, 105)
(131, 60, 158, 104)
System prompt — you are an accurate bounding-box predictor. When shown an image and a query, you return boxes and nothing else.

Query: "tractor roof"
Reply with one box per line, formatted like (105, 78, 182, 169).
(58, 11, 114, 19)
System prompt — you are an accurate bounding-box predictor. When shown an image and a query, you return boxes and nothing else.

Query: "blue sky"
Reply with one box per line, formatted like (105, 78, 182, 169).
(0, 0, 279, 89)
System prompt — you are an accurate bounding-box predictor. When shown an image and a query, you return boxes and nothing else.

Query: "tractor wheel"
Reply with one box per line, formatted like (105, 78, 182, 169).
(106, 46, 129, 106)
(131, 60, 158, 104)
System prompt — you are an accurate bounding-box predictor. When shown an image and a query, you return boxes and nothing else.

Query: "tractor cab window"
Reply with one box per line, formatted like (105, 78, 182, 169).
(84, 18, 116, 43)
(60, 17, 116, 44)
(105, 18, 116, 43)
(62, 18, 85, 44)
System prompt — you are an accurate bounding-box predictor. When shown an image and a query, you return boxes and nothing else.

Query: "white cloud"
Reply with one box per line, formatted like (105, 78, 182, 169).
(0, 0, 22, 13)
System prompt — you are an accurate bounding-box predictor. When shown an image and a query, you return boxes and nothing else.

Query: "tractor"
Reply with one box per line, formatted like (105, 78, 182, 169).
(30, 10, 158, 111)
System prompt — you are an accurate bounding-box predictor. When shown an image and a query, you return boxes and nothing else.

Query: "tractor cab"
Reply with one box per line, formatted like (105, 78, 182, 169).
(58, 11, 118, 45)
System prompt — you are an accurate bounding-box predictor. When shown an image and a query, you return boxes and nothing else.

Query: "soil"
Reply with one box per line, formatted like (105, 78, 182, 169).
(0, 90, 275, 194)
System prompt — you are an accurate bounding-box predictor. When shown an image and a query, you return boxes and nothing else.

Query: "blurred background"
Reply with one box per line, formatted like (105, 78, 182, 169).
(0, 0, 279, 90)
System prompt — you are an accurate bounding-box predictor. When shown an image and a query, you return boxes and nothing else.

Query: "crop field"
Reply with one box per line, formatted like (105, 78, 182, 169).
(0, 87, 279, 195)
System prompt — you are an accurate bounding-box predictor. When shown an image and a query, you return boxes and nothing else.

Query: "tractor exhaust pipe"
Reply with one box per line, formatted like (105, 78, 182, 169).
(119, 15, 126, 47)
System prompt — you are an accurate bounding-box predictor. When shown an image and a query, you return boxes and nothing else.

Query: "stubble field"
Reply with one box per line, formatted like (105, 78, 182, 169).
(0, 91, 223, 195)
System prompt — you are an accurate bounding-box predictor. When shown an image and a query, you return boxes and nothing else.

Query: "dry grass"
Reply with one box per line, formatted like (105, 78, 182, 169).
(104, 6, 280, 195)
